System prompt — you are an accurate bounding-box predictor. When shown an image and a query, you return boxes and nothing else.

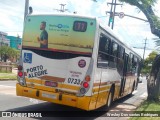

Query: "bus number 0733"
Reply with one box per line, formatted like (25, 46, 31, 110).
(68, 78, 81, 85)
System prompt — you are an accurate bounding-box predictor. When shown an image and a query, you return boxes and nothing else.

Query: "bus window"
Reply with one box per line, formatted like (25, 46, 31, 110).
(127, 53, 133, 73)
(118, 46, 125, 59)
(117, 46, 124, 75)
(132, 56, 138, 73)
(133, 56, 138, 67)
(112, 42, 118, 57)
(99, 34, 110, 53)
(97, 34, 111, 68)
(123, 53, 129, 74)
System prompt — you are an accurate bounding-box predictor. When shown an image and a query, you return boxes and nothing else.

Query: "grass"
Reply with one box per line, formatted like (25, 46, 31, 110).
(130, 101, 160, 120)
(0, 73, 17, 80)
(0, 70, 12, 73)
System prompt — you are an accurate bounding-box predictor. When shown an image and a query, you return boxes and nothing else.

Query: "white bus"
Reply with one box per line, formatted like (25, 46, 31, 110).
(16, 14, 142, 111)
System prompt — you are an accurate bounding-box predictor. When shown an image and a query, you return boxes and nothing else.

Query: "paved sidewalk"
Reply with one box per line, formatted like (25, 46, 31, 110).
(96, 79, 148, 120)
(96, 93, 147, 120)
(109, 95, 147, 120)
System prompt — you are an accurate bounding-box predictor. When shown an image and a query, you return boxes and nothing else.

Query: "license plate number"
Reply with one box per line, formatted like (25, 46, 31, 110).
(42, 93, 56, 99)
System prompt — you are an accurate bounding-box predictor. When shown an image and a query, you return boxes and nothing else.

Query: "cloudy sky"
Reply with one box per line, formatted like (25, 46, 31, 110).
(0, 0, 160, 58)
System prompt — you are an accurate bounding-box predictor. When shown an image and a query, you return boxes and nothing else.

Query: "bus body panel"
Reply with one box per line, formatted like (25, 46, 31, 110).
(20, 15, 97, 97)
(17, 14, 142, 111)
(22, 50, 91, 94)
(16, 83, 91, 110)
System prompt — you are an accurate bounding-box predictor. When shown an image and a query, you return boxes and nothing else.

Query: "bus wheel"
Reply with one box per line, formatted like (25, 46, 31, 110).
(106, 87, 114, 109)
(129, 82, 135, 96)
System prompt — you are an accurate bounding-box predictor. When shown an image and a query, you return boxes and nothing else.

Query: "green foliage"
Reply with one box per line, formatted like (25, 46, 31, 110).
(119, 0, 157, 6)
(0, 46, 20, 62)
(0, 73, 17, 80)
(119, 0, 160, 28)
(141, 0, 157, 6)
(152, 15, 160, 29)
(141, 51, 157, 74)
(130, 100, 160, 120)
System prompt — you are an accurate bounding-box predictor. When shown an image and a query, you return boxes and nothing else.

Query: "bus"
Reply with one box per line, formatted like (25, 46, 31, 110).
(16, 14, 142, 111)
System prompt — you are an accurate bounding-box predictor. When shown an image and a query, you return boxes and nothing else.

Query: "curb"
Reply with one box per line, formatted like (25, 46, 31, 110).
(0, 79, 17, 81)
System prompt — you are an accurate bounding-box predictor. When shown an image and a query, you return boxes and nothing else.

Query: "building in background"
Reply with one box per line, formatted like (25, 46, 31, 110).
(7, 36, 22, 50)
(0, 31, 10, 46)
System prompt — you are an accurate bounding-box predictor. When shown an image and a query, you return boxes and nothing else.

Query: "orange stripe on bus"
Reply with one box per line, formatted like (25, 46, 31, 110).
(93, 81, 120, 87)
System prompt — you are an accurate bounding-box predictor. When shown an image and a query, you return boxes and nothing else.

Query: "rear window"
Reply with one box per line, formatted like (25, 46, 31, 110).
(23, 48, 91, 59)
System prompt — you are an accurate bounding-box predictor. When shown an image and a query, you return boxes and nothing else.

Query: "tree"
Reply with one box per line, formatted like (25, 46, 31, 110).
(149, 53, 160, 101)
(141, 51, 159, 101)
(0, 46, 20, 62)
(142, 51, 157, 74)
(119, 0, 160, 38)
(11, 49, 20, 62)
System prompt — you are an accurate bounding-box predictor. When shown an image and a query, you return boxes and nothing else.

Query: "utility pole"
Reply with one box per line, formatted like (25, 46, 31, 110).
(107, 0, 123, 29)
(53, 4, 69, 13)
(24, 0, 29, 21)
(60, 4, 66, 12)
(143, 38, 147, 61)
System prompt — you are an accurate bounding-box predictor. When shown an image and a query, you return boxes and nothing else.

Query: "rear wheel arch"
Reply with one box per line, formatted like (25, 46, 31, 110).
(111, 84, 115, 97)
(106, 84, 115, 108)
(132, 81, 135, 91)
(129, 81, 135, 96)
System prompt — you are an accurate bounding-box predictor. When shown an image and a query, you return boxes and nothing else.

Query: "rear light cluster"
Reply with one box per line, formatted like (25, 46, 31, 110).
(17, 65, 26, 86)
(18, 71, 23, 77)
(18, 65, 23, 77)
(78, 75, 91, 96)
(83, 82, 89, 88)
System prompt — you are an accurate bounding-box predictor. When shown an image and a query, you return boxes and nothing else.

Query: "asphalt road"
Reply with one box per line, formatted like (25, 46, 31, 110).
(0, 78, 147, 120)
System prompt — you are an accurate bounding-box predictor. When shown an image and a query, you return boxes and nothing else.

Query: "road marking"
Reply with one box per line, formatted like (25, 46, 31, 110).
(0, 85, 16, 88)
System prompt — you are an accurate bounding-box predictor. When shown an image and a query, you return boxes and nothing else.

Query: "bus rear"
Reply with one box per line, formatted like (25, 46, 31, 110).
(16, 14, 97, 110)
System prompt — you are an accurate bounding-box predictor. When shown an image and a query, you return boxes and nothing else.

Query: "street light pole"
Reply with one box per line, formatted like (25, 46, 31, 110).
(143, 38, 147, 61)
(107, 0, 122, 29)
(24, 0, 29, 21)
(112, 0, 117, 29)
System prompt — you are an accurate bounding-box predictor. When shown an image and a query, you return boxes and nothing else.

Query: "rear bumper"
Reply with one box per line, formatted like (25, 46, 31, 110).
(16, 83, 91, 110)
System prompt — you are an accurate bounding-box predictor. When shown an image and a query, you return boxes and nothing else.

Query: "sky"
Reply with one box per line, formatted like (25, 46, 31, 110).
(0, 0, 160, 58)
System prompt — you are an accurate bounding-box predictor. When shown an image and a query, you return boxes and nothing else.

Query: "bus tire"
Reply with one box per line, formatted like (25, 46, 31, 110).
(129, 82, 135, 96)
(106, 87, 114, 109)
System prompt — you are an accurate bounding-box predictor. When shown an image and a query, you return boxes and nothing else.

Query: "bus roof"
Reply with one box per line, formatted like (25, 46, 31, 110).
(27, 13, 97, 20)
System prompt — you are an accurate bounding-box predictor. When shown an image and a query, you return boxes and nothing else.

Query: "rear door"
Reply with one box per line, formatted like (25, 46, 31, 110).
(119, 53, 128, 96)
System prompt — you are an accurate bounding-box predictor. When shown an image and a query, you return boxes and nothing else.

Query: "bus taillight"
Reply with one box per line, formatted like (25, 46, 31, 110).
(85, 75, 90, 82)
(18, 71, 23, 77)
(83, 82, 89, 88)
(18, 65, 23, 70)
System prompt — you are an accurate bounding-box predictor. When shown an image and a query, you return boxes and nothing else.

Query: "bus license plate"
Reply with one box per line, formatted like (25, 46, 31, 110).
(42, 93, 56, 99)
